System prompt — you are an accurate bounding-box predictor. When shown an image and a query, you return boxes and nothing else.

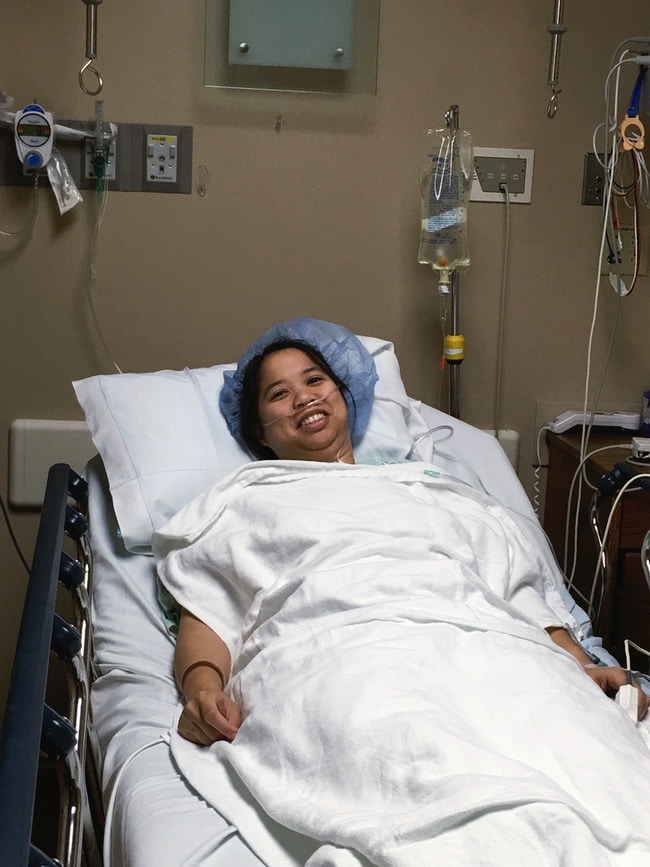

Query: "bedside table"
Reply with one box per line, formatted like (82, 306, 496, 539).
(543, 429, 650, 671)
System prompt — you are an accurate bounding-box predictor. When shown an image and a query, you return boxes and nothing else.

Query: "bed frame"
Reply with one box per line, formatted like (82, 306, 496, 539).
(0, 463, 102, 867)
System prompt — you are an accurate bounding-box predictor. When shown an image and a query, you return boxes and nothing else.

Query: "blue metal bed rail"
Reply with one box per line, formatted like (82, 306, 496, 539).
(0, 463, 99, 867)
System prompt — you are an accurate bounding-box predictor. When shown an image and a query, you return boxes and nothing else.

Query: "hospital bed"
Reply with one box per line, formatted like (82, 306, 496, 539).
(0, 336, 641, 866)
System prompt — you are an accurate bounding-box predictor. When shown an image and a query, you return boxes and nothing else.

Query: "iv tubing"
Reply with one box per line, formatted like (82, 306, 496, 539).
(445, 104, 462, 420)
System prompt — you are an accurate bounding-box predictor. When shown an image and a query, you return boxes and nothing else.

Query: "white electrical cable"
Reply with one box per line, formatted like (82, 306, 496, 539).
(492, 183, 511, 440)
(564, 45, 638, 575)
(563, 42, 649, 592)
(587, 472, 650, 620)
(563, 443, 633, 589)
(532, 425, 549, 517)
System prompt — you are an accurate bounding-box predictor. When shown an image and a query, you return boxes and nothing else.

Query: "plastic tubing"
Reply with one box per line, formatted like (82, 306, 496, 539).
(259, 384, 342, 427)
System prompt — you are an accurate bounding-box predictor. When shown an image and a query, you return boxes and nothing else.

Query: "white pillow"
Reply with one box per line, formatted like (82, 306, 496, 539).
(73, 336, 415, 554)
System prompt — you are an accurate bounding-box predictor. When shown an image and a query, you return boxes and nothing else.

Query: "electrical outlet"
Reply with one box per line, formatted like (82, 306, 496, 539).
(600, 225, 648, 276)
(470, 147, 534, 203)
(582, 152, 605, 206)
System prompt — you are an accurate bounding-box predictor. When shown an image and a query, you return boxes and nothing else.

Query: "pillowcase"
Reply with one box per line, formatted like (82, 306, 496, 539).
(73, 336, 415, 554)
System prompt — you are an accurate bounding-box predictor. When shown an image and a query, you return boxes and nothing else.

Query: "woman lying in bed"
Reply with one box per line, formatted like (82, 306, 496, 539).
(154, 318, 650, 865)
(168, 318, 648, 745)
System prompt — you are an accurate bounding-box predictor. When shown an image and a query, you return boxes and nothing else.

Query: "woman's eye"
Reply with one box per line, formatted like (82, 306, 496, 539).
(308, 375, 325, 385)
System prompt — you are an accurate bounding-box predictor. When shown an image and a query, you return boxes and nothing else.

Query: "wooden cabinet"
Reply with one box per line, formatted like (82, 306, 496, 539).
(543, 430, 650, 671)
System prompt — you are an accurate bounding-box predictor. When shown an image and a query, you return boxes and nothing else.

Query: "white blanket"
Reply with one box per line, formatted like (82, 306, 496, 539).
(155, 461, 650, 866)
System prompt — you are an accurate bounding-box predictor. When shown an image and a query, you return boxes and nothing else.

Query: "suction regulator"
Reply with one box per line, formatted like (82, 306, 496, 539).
(14, 103, 54, 171)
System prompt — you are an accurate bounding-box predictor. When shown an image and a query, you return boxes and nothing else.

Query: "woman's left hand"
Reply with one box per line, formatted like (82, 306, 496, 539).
(584, 665, 649, 721)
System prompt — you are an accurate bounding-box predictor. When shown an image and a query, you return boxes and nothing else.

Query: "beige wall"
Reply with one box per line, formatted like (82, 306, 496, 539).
(1, 1, 648, 713)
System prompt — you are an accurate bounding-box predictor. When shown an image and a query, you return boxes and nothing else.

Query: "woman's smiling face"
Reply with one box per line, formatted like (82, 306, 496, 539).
(256, 348, 353, 463)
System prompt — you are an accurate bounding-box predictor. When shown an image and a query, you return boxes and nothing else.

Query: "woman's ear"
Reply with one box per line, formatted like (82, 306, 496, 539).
(256, 426, 268, 447)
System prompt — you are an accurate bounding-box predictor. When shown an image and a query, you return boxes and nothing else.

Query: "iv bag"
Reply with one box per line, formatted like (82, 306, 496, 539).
(418, 127, 472, 273)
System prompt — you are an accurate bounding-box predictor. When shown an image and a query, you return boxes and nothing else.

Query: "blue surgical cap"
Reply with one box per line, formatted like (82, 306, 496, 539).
(219, 317, 378, 446)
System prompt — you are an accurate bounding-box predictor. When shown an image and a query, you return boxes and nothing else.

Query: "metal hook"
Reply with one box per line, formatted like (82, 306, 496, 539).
(546, 0, 566, 119)
(547, 87, 561, 119)
(79, 59, 103, 96)
(80, 0, 103, 95)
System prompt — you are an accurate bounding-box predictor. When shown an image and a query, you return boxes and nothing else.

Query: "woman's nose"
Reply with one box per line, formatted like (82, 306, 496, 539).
(294, 388, 317, 409)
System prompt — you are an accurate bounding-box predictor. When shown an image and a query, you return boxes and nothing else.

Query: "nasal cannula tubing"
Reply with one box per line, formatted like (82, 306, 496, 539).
(259, 384, 342, 427)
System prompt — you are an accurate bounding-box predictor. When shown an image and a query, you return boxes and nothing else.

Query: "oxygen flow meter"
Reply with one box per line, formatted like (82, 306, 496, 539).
(14, 103, 54, 171)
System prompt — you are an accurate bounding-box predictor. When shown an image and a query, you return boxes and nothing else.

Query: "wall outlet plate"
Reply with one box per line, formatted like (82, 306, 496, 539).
(470, 147, 534, 203)
(600, 225, 648, 277)
(582, 152, 605, 206)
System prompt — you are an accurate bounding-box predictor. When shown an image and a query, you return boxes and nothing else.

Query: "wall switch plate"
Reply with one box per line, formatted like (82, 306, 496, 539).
(470, 147, 534, 203)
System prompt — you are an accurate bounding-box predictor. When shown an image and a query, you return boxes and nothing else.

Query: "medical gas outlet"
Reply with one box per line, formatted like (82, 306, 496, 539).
(147, 134, 177, 183)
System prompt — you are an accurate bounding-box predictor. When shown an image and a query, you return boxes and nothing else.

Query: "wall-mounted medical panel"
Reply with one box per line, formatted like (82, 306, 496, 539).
(206, 0, 380, 94)
(228, 0, 354, 70)
(0, 122, 193, 194)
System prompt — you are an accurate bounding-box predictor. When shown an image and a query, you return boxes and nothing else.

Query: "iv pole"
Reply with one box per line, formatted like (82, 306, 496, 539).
(445, 104, 462, 419)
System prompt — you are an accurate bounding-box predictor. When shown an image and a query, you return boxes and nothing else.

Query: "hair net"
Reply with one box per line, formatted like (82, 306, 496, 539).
(219, 318, 378, 445)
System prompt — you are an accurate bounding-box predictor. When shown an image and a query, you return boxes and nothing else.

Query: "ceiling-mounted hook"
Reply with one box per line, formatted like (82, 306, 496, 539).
(79, 59, 103, 96)
(79, 0, 104, 96)
(547, 86, 562, 119)
(546, 0, 567, 118)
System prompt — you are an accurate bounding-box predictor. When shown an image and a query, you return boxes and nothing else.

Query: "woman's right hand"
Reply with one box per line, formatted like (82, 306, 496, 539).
(178, 687, 242, 745)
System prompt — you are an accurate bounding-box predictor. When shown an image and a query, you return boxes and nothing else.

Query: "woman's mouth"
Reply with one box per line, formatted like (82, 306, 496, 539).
(300, 412, 326, 427)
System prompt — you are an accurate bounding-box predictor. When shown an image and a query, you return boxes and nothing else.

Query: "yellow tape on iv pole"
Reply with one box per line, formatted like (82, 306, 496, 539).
(444, 333, 465, 364)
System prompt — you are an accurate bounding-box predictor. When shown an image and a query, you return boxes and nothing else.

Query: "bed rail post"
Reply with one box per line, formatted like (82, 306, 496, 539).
(0, 464, 78, 866)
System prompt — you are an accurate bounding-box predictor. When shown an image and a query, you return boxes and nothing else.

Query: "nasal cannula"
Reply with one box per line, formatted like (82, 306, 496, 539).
(259, 384, 342, 427)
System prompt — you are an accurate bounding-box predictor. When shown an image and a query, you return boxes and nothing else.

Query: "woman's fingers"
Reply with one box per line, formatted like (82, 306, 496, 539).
(179, 690, 242, 744)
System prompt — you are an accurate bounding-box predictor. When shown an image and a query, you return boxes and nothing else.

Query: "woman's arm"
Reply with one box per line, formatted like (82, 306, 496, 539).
(546, 626, 649, 721)
(545, 626, 592, 665)
(175, 609, 242, 744)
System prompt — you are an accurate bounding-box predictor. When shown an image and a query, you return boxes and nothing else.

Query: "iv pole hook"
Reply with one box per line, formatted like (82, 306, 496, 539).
(546, 0, 566, 118)
(79, 0, 104, 96)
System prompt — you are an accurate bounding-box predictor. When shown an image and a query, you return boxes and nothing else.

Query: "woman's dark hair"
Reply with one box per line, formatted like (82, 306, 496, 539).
(239, 339, 354, 460)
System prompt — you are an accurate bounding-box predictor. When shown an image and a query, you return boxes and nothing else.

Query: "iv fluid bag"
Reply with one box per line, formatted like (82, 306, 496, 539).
(418, 127, 472, 272)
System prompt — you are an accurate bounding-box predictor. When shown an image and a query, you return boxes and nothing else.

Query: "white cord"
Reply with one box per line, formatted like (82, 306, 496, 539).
(587, 472, 650, 620)
(564, 44, 642, 584)
(625, 639, 650, 671)
(492, 183, 511, 439)
(0, 174, 40, 239)
(563, 444, 632, 585)
(86, 176, 123, 374)
(532, 425, 549, 516)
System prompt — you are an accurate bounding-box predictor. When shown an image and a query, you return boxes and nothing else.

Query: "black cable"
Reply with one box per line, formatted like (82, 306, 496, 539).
(0, 490, 30, 573)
